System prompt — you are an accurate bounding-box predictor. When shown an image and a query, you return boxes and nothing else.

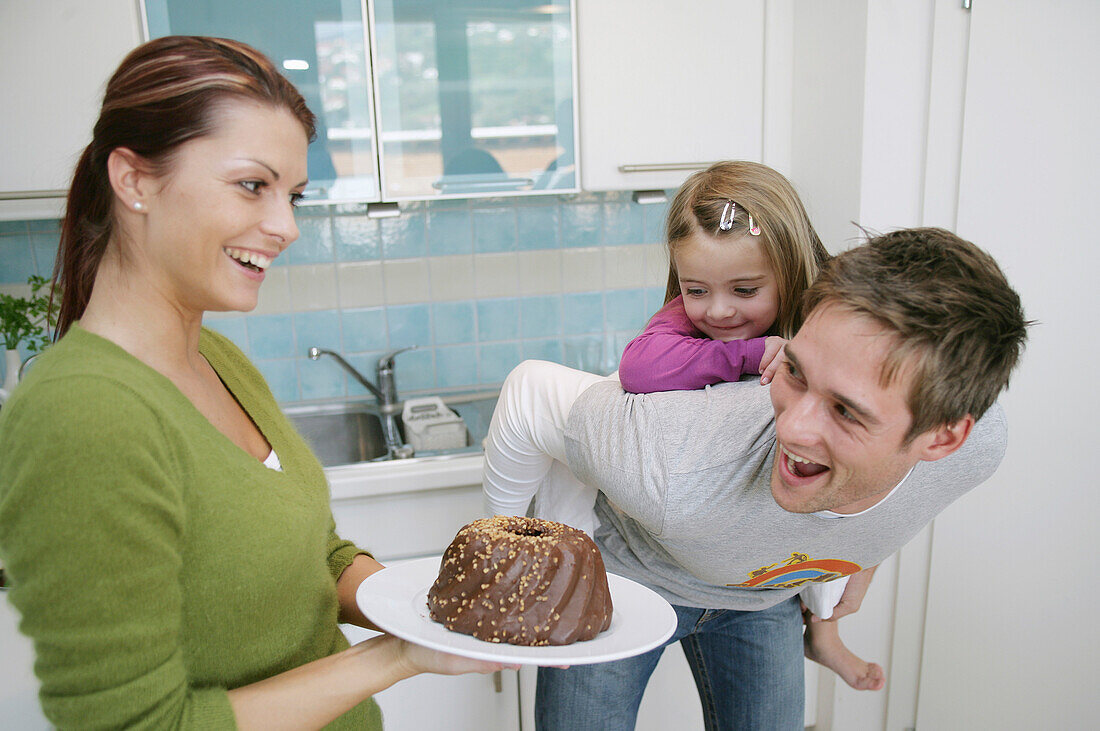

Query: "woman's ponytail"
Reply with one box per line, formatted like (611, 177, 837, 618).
(55, 142, 114, 337)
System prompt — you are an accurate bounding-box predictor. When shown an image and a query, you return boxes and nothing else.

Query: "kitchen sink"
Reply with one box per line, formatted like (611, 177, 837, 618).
(283, 401, 394, 466)
(282, 391, 499, 468)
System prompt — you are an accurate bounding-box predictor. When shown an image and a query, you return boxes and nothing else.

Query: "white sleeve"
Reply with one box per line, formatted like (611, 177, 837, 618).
(482, 360, 613, 535)
(799, 576, 850, 620)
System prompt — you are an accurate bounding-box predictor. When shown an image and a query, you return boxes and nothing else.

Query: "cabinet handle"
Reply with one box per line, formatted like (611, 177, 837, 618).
(493, 670, 502, 693)
(431, 177, 534, 191)
(0, 189, 68, 201)
(618, 163, 713, 174)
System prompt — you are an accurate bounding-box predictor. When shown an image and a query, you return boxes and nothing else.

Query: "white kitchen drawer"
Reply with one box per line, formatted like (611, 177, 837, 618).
(328, 453, 489, 561)
(332, 484, 485, 562)
(342, 556, 521, 731)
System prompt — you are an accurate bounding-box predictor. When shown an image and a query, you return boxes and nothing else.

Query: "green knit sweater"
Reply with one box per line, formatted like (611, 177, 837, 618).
(0, 325, 382, 730)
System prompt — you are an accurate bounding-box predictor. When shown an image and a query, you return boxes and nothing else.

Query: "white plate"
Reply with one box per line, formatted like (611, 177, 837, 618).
(356, 556, 677, 666)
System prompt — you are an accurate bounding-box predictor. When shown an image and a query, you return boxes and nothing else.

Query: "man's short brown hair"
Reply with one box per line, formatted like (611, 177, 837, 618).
(802, 228, 1028, 442)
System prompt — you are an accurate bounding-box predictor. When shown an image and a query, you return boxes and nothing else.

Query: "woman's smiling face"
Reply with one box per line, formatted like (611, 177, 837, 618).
(137, 100, 309, 315)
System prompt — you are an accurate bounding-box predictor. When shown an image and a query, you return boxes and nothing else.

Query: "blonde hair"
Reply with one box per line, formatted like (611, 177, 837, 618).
(664, 161, 828, 338)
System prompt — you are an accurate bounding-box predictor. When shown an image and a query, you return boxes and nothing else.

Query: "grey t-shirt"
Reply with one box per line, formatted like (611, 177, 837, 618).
(564, 378, 1007, 610)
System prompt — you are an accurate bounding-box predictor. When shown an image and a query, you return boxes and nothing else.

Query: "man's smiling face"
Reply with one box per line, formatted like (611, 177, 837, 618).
(769, 303, 940, 514)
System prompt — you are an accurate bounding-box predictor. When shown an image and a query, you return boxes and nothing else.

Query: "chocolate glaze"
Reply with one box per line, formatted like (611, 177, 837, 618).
(427, 516, 613, 646)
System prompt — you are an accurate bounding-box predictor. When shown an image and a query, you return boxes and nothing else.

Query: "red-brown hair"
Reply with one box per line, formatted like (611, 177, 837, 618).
(54, 36, 316, 336)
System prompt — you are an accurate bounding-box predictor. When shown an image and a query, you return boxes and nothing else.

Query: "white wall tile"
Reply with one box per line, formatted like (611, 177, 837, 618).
(287, 264, 338, 311)
(429, 255, 476, 301)
(561, 247, 604, 292)
(254, 266, 292, 314)
(474, 252, 519, 298)
(381, 259, 431, 304)
(602, 245, 648, 289)
(642, 242, 671, 287)
(0, 282, 33, 298)
(337, 261, 384, 308)
(517, 249, 563, 295)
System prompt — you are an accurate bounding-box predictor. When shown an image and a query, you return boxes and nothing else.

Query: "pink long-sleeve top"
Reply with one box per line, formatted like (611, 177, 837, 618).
(618, 295, 767, 394)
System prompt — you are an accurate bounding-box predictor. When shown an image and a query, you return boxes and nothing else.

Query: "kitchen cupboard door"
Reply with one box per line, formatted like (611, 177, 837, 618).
(146, 0, 383, 206)
(371, 0, 579, 200)
(0, 0, 141, 219)
(575, 0, 765, 192)
(916, 1, 1100, 728)
(341, 562, 520, 731)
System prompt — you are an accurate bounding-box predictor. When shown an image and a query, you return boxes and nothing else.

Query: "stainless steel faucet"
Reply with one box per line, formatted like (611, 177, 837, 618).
(307, 346, 417, 459)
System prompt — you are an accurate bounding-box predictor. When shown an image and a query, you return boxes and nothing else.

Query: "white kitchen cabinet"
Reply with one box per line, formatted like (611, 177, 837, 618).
(146, 0, 385, 206)
(0, 595, 49, 729)
(575, 0, 766, 192)
(369, 0, 578, 200)
(914, 2, 1099, 728)
(147, 0, 579, 204)
(329, 454, 521, 731)
(0, 0, 142, 220)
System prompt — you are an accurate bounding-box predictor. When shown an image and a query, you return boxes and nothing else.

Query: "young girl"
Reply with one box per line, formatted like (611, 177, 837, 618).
(484, 161, 884, 692)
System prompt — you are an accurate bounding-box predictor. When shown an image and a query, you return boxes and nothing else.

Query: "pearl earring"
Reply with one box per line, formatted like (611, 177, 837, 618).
(133, 201, 144, 211)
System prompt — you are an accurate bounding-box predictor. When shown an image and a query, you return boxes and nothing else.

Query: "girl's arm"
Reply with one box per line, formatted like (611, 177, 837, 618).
(618, 296, 768, 393)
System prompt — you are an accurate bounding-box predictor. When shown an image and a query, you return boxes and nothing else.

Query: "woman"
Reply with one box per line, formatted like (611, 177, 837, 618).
(0, 36, 502, 729)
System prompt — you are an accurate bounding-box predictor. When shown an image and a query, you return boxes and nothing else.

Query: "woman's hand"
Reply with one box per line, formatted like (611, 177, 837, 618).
(759, 336, 788, 385)
(228, 634, 516, 730)
(395, 637, 517, 677)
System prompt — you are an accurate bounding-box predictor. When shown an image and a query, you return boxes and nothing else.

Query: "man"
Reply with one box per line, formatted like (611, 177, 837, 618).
(484, 228, 1028, 730)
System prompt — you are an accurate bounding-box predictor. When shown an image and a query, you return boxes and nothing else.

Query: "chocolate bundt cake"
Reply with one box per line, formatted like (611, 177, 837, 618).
(427, 516, 613, 646)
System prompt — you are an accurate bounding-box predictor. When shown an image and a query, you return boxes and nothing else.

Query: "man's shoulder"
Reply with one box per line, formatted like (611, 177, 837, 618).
(574, 377, 775, 461)
(912, 402, 1008, 493)
(578, 377, 772, 419)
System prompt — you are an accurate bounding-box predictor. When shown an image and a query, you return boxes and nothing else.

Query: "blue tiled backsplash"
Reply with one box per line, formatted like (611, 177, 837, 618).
(0, 193, 671, 403)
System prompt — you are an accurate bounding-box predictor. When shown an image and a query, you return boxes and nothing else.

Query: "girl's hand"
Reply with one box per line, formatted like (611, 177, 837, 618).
(759, 337, 787, 385)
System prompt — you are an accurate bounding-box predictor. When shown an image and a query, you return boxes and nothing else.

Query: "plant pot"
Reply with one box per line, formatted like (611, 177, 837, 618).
(2, 348, 21, 398)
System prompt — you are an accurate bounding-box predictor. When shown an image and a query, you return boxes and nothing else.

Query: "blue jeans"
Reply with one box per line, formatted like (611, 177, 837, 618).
(536, 597, 804, 731)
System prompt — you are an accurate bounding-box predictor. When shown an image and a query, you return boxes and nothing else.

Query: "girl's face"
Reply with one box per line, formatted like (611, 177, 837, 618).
(139, 101, 309, 315)
(673, 230, 780, 341)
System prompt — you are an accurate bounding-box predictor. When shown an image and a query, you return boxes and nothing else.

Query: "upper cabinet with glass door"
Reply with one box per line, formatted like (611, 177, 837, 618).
(371, 0, 576, 199)
(145, 0, 577, 203)
(146, 0, 382, 206)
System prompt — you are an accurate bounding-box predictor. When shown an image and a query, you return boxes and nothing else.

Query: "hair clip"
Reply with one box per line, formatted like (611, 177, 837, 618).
(748, 214, 761, 236)
(719, 200, 736, 231)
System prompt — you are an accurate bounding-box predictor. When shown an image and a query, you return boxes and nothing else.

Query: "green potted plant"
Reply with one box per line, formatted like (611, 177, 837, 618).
(0, 274, 56, 402)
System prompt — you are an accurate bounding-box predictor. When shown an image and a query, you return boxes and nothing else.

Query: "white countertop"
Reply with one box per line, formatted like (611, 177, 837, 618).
(326, 452, 485, 501)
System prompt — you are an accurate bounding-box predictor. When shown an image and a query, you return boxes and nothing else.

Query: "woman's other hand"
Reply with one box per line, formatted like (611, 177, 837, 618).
(394, 637, 517, 677)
